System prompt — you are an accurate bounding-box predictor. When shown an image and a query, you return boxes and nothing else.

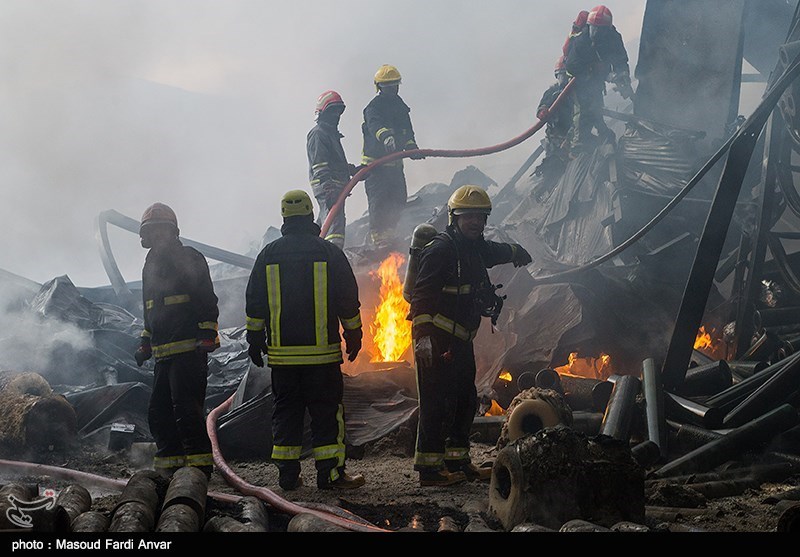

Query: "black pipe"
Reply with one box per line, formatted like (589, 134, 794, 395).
(652, 404, 800, 478)
(557, 373, 614, 412)
(676, 360, 732, 397)
(754, 307, 800, 330)
(723, 349, 800, 427)
(665, 392, 725, 429)
(740, 330, 783, 361)
(704, 352, 798, 411)
(600, 375, 641, 441)
(727, 360, 769, 379)
(641, 358, 667, 458)
(533, 368, 562, 393)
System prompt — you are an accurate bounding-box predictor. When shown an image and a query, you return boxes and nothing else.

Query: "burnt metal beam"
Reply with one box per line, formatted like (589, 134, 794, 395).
(660, 53, 800, 392)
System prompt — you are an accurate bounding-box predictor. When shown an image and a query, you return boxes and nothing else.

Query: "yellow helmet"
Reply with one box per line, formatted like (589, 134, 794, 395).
(448, 185, 492, 218)
(281, 190, 314, 218)
(374, 64, 402, 90)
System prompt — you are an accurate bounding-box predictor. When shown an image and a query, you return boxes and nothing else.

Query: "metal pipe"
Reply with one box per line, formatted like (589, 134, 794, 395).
(704, 352, 797, 411)
(534, 368, 562, 392)
(631, 440, 662, 468)
(156, 503, 201, 533)
(71, 511, 110, 533)
(55, 484, 92, 524)
(754, 307, 800, 330)
(723, 349, 800, 427)
(684, 478, 759, 499)
(558, 373, 614, 412)
(740, 330, 783, 361)
(161, 466, 208, 521)
(653, 404, 800, 478)
(727, 360, 769, 379)
(108, 472, 160, 533)
(665, 392, 725, 429)
(642, 358, 667, 458)
(676, 360, 732, 397)
(571, 411, 604, 436)
(600, 375, 641, 441)
(777, 502, 800, 532)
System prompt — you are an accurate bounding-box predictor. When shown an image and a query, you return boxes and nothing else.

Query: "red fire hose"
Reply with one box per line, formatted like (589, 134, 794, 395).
(206, 394, 390, 532)
(320, 77, 576, 239)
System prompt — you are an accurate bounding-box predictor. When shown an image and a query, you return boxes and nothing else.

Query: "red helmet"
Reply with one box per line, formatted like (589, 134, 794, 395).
(140, 202, 178, 234)
(573, 10, 590, 28)
(315, 90, 345, 115)
(588, 5, 613, 26)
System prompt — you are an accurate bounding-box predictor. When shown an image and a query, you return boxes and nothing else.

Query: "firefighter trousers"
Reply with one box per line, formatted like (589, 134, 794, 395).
(414, 335, 478, 472)
(270, 364, 347, 484)
(364, 164, 407, 242)
(314, 185, 346, 249)
(149, 350, 213, 476)
(570, 78, 612, 151)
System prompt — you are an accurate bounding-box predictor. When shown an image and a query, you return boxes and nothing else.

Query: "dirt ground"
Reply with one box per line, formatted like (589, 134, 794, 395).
(4, 422, 798, 535)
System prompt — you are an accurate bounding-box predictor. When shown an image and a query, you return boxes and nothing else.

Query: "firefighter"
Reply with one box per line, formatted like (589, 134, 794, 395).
(409, 185, 532, 487)
(307, 90, 361, 249)
(361, 64, 423, 248)
(562, 9, 590, 57)
(533, 55, 574, 193)
(564, 4, 632, 152)
(134, 202, 220, 479)
(245, 189, 366, 491)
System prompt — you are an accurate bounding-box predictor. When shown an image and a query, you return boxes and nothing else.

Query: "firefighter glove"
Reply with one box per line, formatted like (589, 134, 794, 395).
(383, 135, 397, 153)
(406, 143, 425, 160)
(134, 339, 152, 367)
(343, 328, 362, 362)
(414, 336, 434, 368)
(246, 330, 267, 368)
(511, 244, 533, 267)
(197, 337, 218, 353)
(537, 107, 548, 120)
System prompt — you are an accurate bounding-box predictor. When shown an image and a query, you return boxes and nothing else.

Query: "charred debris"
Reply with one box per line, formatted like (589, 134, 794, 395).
(5, 0, 800, 534)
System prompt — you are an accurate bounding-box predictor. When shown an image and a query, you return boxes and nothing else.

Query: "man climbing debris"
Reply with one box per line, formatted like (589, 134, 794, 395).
(564, 4, 632, 152)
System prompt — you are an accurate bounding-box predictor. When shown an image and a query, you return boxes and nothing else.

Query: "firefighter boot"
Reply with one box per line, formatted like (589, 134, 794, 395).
(454, 462, 492, 482)
(418, 469, 468, 487)
(318, 469, 365, 490)
(277, 461, 303, 491)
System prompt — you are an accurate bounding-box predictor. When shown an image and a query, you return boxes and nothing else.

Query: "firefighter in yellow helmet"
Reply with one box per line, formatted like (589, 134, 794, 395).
(361, 64, 424, 249)
(245, 190, 366, 490)
(408, 185, 531, 487)
(134, 202, 220, 479)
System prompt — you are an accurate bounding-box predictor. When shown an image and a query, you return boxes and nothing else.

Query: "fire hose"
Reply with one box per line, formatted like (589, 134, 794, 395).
(319, 77, 577, 240)
(206, 394, 390, 532)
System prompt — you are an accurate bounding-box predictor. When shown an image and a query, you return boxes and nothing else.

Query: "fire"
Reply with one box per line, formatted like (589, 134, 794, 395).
(498, 370, 513, 382)
(484, 400, 506, 416)
(694, 326, 713, 350)
(369, 253, 412, 362)
(554, 351, 613, 380)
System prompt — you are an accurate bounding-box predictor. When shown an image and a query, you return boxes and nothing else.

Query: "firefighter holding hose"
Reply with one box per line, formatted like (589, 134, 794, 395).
(408, 185, 532, 486)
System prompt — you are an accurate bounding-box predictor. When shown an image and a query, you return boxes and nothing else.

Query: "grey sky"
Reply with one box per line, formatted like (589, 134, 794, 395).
(0, 1, 650, 287)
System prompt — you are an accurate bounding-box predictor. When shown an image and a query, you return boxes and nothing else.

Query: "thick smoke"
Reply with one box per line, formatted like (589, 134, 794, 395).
(0, 1, 646, 288)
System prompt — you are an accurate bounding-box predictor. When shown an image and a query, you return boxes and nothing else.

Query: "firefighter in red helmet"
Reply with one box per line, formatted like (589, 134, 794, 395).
(562, 9, 590, 57)
(564, 4, 632, 152)
(135, 202, 220, 479)
(307, 90, 361, 249)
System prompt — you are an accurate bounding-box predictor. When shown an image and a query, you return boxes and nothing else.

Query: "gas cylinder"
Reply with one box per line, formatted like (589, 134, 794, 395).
(402, 223, 438, 303)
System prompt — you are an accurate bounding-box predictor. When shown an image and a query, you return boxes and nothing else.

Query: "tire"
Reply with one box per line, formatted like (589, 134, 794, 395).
(506, 398, 562, 443)
(488, 446, 527, 531)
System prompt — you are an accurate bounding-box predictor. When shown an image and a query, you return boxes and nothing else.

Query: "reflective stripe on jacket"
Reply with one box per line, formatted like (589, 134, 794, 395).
(245, 217, 362, 366)
(141, 239, 220, 360)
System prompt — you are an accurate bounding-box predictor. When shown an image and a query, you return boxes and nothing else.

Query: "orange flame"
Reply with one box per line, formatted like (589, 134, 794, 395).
(484, 400, 506, 416)
(554, 351, 613, 380)
(694, 326, 713, 350)
(369, 253, 412, 362)
(498, 370, 513, 382)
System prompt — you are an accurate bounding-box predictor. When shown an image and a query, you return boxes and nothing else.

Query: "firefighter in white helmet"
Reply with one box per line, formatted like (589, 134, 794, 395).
(408, 185, 532, 487)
